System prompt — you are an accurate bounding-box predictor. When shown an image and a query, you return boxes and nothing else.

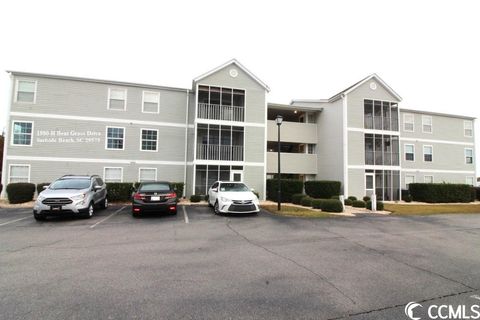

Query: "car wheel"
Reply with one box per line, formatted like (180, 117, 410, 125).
(132, 212, 141, 218)
(101, 198, 108, 210)
(33, 212, 46, 221)
(214, 201, 220, 215)
(83, 202, 94, 219)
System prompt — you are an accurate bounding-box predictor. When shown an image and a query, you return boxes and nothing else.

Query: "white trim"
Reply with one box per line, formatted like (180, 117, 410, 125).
(138, 167, 157, 182)
(465, 148, 474, 164)
(103, 167, 123, 183)
(348, 165, 401, 170)
(402, 168, 475, 174)
(142, 90, 160, 114)
(400, 137, 474, 146)
(195, 118, 265, 128)
(193, 59, 270, 92)
(1, 75, 14, 198)
(464, 120, 473, 138)
(8, 164, 31, 183)
(423, 175, 434, 183)
(404, 174, 415, 188)
(105, 126, 126, 150)
(14, 79, 37, 104)
(192, 83, 199, 196)
(423, 145, 433, 162)
(139, 128, 159, 152)
(107, 88, 127, 111)
(404, 143, 415, 162)
(9, 112, 192, 129)
(421, 115, 433, 134)
(10, 120, 34, 147)
(263, 91, 268, 200)
(403, 113, 414, 132)
(348, 127, 400, 135)
(194, 160, 264, 167)
(6, 155, 191, 166)
(342, 94, 348, 197)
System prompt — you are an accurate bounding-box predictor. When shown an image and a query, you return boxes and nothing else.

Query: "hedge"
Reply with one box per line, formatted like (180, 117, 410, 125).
(320, 199, 343, 213)
(352, 200, 366, 208)
(6, 183, 36, 204)
(366, 200, 384, 211)
(311, 199, 323, 209)
(266, 179, 303, 203)
(0, 184, 3, 195)
(106, 183, 134, 201)
(36, 183, 50, 195)
(304, 181, 341, 199)
(344, 198, 353, 206)
(171, 182, 185, 198)
(347, 196, 357, 201)
(291, 193, 305, 204)
(190, 195, 202, 203)
(409, 183, 472, 203)
(363, 196, 371, 202)
(474, 187, 480, 201)
(300, 196, 313, 207)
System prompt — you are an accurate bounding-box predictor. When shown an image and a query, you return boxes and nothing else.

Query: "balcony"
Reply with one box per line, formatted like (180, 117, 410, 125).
(196, 144, 243, 161)
(197, 103, 244, 122)
(267, 121, 317, 144)
(267, 152, 317, 174)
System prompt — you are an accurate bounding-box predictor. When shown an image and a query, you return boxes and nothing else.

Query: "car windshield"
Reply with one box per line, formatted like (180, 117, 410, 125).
(139, 183, 171, 192)
(49, 178, 91, 190)
(219, 183, 249, 192)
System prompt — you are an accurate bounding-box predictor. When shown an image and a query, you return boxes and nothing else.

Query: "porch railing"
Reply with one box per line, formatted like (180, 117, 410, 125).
(197, 103, 245, 122)
(196, 144, 243, 161)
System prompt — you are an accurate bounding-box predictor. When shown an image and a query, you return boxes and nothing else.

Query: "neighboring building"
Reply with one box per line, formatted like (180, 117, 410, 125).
(1, 60, 476, 200)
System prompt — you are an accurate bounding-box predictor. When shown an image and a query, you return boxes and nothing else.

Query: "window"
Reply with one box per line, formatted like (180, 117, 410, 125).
(423, 145, 433, 162)
(9, 164, 30, 183)
(422, 115, 432, 133)
(139, 168, 157, 182)
(405, 175, 415, 188)
(197, 85, 245, 122)
(108, 88, 127, 110)
(466, 177, 475, 186)
(403, 113, 414, 132)
(12, 121, 33, 146)
(405, 144, 415, 161)
(465, 148, 474, 164)
(424, 175, 434, 183)
(142, 91, 160, 113)
(464, 120, 473, 137)
(104, 167, 123, 182)
(307, 144, 316, 154)
(16, 80, 36, 103)
(106, 127, 125, 150)
(140, 129, 158, 151)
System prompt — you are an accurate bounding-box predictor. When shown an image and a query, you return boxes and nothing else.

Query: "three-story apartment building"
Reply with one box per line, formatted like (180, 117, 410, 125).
(2, 60, 476, 200)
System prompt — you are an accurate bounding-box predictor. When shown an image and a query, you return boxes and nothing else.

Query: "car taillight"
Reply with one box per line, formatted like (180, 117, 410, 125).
(165, 192, 176, 199)
(133, 193, 146, 200)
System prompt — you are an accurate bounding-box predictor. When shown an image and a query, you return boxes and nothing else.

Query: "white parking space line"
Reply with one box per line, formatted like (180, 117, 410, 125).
(89, 206, 126, 229)
(182, 206, 189, 224)
(0, 216, 31, 227)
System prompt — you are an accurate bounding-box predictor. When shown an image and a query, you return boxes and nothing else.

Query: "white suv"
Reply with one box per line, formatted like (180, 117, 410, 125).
(207, 181, 260, 215)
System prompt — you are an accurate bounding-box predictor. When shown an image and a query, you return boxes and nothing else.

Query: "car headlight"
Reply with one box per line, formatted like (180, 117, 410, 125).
(71, 194, 86, 201)
(220, 197, 231, 202)
(37, 195, 46, 202)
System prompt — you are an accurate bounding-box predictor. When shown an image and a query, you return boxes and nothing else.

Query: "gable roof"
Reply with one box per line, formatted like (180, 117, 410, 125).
(329, 73, 402, 102)
(193, 59, 270, 92)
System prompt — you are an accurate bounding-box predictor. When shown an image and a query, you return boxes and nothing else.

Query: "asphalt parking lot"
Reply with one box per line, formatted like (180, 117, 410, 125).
(2, 205, 480, 320)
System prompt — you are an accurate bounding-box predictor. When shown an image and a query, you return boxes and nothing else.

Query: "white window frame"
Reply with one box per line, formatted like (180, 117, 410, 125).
(404, 144, 415, 162)
(11, 120, 34, 147)
(465, 148, 474, 164)
(8, 164, 31, 183)
(105, 126, 126, 150)
(466, 176, 475, 186)
(139, 128, 159, 152)
(464, 120, 473, 137)
(405, 174, 415, 188)
(103, 167, 123, 183)
(107, 88, 127, 111)
(424, 175, 434, 183)
(422, 115, 433, 134)
(142, 91, 160, 114)
(403, 113, 414, 132)
(14, 79, 37, 104)
(423, 145, 433, 162)
(138, 167, 157, 182)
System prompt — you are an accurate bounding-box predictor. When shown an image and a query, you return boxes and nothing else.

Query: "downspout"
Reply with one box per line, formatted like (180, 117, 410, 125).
(341, 93, 348, 197)
(1, 73, 14, 199)
(183, 89, 189, 198)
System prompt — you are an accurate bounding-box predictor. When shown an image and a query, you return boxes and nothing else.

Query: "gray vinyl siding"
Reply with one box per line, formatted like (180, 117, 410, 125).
(348, 131, 365, 165)
(267, 152, 317, 174)
(348, 168, 365, 199)
(347, 79, 399, 129)
(243, 166, 265, 199)
(266, 121, 317, 144)
(244, 126, 265, 163)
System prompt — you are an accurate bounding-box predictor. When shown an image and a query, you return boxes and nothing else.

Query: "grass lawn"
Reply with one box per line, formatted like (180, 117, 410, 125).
(385, 203, 480, 215)
(261, 205, 335, 218)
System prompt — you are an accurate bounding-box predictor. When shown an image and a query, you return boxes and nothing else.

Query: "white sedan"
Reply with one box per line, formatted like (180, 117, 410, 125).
(207, 181, 260, 214)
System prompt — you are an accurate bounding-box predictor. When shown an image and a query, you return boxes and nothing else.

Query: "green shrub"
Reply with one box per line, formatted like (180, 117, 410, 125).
(6, 183, 36, 204)
(36, 183, 50, 195)
(366, 200, 384, 211)
(344, 198, 353, 206)
(320, 199, 343, 213)
(470, 187, 476, 202)
(474, 187, 480, 201)
(331, 195, 340, 200)
(266, 179, 303, 203)
(133, 182, 141, 190)
(404, 194, 413, 203)
(106, 183, 134, 201)
(363, 196, 371, 202)
(304, 181, 341, 199)
(311, 199, 324, 209)
(348, 196, 357, 201)
(291, 193, 305, 204)
(172, 182, 185, 198)
(300, 196, 313, 207)
(0, 184, 2, 195)
(409, 183, 472, 203)
(190, 194, 202, 203)
(352, 200, 366, 208)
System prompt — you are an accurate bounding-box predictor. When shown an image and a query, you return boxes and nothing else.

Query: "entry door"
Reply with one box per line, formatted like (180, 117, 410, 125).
(230, 170, 243, 182)
(365, 173, 375, 197)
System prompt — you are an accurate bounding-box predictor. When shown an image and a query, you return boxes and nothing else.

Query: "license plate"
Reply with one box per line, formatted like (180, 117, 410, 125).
(50, 206, 62, 211)
(150, 196, 160, 201)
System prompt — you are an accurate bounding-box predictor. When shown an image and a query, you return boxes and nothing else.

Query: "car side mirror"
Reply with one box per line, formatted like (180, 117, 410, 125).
(94, 185, 102, 191)
(212, 188, 218, 192)
(251, 188, 255, 192)
(42, 185, 49, 190)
